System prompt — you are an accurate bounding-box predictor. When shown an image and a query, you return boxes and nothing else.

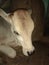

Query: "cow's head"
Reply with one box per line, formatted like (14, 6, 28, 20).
(0, 9, 35, 56)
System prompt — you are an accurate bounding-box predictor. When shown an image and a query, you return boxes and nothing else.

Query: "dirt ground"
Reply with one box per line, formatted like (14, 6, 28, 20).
(0, 42, 49, 65)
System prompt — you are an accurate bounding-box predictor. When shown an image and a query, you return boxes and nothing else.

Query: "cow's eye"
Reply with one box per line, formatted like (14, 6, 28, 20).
(14, 31, 19, 35)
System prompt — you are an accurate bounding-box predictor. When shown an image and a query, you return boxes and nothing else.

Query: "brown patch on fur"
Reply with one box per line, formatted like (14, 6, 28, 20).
(9, 13, 14, 18)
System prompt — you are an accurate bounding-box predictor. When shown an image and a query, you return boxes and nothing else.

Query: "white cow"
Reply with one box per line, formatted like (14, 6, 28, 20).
(0, 9, 35, 58)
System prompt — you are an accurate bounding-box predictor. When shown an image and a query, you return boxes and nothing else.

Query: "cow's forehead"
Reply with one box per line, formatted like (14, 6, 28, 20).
(10, 10, 34, 35)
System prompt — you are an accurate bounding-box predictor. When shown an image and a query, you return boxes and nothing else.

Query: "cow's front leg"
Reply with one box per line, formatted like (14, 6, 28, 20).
(0, 45, 16, 58)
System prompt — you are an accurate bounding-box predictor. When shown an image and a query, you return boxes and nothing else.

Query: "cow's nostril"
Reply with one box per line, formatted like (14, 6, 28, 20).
(27, 51, 35, 56)
(27, 51, 32, 56)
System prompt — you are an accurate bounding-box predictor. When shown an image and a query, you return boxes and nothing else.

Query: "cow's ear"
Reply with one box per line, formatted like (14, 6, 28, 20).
(0, 8, 12, 25)
(28, 9, 32, 15)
